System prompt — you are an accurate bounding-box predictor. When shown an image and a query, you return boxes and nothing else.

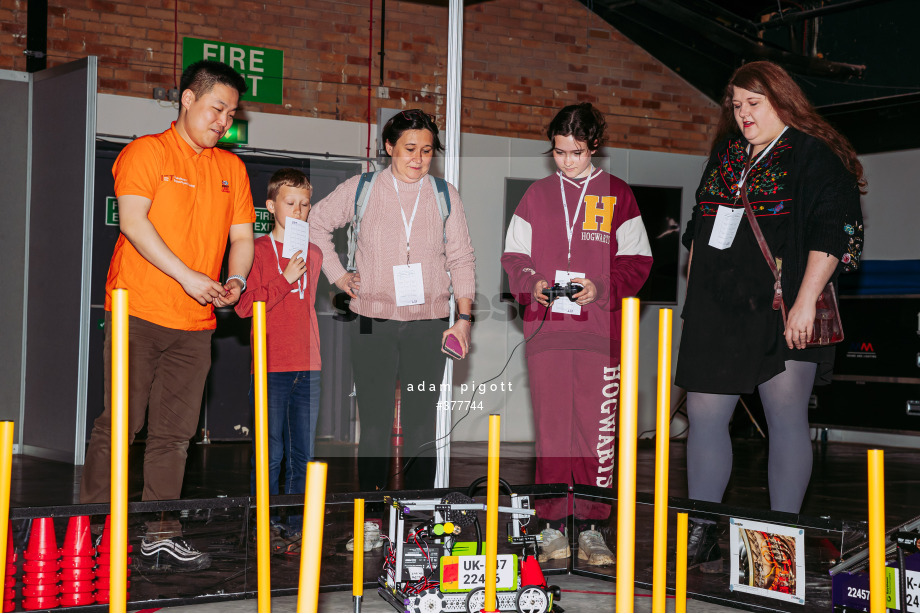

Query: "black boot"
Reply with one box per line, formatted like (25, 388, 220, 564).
(685, 518, 722, 573)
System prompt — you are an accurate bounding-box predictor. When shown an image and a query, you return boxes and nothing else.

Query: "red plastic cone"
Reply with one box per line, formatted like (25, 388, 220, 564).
(59, 555, 95, 569)
(94, 589, 129, 604)
(22, 595, 61, 610)
(94, 576, 131, 590)
(21, 571, 60, 585)
(60, 516, 94, 557)
(23, 518, 59, 561)
(95, 515, 111, 553)
(61, 593, 97, 607)
(95, 515, 132, 554)
(95, 563, 132, 579)
(22, 582, 61, 597)
(59, 567, 95, 582)
(60, 579, 95, 594)
(22, 558, 59, 573)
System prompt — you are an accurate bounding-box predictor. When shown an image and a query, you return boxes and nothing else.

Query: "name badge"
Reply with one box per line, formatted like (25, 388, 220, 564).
(708, 205, 744, 250)
(552, 269, 584, 316)
(394, 263, 425, 306)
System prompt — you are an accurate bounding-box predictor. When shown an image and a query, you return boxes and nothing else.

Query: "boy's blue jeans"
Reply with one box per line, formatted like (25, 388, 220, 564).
(249, 371, 321, 527)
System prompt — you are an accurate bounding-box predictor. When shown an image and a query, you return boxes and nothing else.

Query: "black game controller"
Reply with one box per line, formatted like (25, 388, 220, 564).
(541, 281, 584, 302)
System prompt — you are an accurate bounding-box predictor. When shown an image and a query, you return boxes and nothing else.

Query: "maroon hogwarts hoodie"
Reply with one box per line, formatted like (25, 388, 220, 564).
(502, 168, 653, 356)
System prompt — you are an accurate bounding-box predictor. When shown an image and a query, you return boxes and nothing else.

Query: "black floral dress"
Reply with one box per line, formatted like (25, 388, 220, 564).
(676, 128, 864, 394)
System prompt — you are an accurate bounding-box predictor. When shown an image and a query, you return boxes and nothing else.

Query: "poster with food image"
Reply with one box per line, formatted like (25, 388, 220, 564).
(729, 518, 805, 605)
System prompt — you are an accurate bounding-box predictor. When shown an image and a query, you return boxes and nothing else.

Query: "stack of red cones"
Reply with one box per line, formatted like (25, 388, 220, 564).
(59, 516, 96, 606)
(93, 516, 131, 604)
(21, 517, 61, 611)
(3, 523, 15, 613)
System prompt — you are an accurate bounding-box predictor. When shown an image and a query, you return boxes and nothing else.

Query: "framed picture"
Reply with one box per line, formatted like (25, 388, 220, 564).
(729, 517, 806, 605)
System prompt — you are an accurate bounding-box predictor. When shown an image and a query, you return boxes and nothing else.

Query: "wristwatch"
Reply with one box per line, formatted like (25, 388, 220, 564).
(457, 313, 472, 324)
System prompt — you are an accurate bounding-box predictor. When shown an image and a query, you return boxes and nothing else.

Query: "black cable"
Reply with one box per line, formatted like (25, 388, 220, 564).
(391, 302, 553, 481)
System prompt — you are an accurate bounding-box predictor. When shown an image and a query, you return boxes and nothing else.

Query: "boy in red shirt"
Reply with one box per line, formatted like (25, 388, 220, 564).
(235, 168, 323, 550)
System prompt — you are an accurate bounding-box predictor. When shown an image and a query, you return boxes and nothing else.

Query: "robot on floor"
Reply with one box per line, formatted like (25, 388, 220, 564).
(377, 478, 562, 613)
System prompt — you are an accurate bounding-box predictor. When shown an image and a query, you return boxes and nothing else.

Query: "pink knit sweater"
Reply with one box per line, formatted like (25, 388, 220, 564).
(310, 166, 476, 321)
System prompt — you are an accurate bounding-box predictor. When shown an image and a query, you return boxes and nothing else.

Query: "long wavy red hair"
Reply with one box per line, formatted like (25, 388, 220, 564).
(711, 61, 867, 193)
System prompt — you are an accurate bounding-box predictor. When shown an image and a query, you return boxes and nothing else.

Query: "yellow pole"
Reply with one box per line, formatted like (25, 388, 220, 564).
(867, 449, 886, 613)
(298, 462, 328, 613)
(652, 308, 673, 613)
(253, 301, 271, 613)
(675, 512, 688, 614)
(0, 421, 14, 602)
(353, 498, 365, 612)
(484, 414, 501, 613)
(110, 288, 128, 614)
(616, 297, 640, 613)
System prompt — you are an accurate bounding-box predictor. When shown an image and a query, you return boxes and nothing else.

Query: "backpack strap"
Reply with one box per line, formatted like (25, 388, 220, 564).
(428, 175, 451, 246)
(346, 172, 452, 273)
(346, 171, 378, 272)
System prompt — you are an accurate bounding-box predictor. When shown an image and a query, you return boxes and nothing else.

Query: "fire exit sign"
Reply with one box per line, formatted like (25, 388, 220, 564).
(183, 38, 283, 105)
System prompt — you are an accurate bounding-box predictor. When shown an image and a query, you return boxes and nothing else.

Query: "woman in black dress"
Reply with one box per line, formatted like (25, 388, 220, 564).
(676, 61, 865, 569)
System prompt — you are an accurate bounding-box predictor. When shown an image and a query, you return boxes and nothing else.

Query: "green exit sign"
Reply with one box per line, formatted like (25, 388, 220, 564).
(183, 38, 283, 105)
(254, 207, 274, 236)
(106, 197, 119, 226)
(220, 119, 248, 145)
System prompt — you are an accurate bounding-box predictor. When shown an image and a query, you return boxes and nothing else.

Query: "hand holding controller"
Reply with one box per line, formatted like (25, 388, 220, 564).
(541, 281, 584, 303)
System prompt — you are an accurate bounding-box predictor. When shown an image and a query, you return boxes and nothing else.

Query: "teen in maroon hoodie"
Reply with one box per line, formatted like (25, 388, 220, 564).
(502, 103, 652, 564)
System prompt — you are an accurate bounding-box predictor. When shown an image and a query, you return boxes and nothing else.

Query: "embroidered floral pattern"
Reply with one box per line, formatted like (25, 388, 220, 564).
(698, 137, 790, 215)
(842, 222, 864, 272)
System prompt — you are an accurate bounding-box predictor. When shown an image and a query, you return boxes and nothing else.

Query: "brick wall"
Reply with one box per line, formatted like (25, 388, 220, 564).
(0, 0, 718, 154)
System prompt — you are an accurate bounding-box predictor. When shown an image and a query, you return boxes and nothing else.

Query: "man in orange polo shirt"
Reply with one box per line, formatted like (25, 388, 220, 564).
(81, 61, 255, 570)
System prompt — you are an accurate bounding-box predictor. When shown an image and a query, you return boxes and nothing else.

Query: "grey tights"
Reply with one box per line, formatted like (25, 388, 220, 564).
(686, 360, 817, 514)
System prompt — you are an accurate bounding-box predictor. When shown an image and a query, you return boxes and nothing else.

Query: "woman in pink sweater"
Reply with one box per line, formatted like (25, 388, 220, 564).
(310, 110, 476, 492)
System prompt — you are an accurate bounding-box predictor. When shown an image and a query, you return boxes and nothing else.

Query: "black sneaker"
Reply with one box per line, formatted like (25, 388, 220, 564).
(136, 536, 212, 572)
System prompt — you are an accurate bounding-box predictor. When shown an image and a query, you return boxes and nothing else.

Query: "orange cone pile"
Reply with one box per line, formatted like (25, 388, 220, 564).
(21, 517, 61, 610)
(93, 515, 131, 604)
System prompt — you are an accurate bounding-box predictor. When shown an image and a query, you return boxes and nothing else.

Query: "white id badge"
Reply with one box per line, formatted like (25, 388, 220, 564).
(708, 205, 744, 250)
(551, 269, 584, 315)
(393, 263, 425, 306)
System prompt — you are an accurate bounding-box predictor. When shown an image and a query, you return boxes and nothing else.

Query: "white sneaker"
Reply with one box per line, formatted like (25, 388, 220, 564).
(346, 521, 384, 552)
(538, 525, 571, 563)
(578, 529, 615, 567)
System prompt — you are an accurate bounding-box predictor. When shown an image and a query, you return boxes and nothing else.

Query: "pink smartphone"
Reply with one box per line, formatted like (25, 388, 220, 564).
(442, 333, 464, 360)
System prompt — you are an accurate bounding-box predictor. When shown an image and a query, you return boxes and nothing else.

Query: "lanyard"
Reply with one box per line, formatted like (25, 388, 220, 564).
(392, 175, 422, 265)
(558, 166, 601, 270)
(734, 126, 788, 197)
(269, 233, 304, 299)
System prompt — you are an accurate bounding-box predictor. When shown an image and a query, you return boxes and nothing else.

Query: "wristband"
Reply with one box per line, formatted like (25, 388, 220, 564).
(226, 275, 247, 292)
(457, 313, 472, 324)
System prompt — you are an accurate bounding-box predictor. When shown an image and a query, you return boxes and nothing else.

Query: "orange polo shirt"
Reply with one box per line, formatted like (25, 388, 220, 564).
(104, 123, 256, 331)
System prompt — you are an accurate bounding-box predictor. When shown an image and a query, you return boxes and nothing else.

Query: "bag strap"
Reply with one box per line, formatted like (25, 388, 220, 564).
(738, 159, 787, 321)
(347, 171, 452, 273)
(346, 171, 378, 272)
(428, 175, 452, 245)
